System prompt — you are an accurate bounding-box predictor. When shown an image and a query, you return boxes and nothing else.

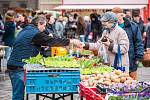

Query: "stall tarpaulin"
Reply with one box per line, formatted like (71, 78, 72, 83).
(54, 5, 146, 10)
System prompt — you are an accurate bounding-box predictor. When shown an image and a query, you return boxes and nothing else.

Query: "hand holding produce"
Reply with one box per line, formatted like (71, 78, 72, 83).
(70, 39, 83, 49)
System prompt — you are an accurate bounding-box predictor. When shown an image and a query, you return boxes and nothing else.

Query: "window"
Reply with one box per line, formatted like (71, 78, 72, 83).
(20, 3, 27, 8)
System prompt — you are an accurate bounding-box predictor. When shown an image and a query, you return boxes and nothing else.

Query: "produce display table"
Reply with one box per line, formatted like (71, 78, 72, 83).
(25, 66, 80, 100)
(24, 54, 150, 100)
(26, 93, 74, 100)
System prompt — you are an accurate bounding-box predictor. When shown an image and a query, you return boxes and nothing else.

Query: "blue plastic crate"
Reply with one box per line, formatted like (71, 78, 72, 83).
(26, 68, 80, 94)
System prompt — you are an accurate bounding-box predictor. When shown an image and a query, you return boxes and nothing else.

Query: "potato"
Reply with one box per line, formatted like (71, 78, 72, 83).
(124, 80, 132, 84)
(110, 75, 119, 82)
(103, 81, 111, 86)
(85, 75, 89, 80)
(126, 77, 133, 80)
(81, 76, 85, 81)
(97, 74, 102, 78)
(113, 78, 120, 83)
(114, 70, 122, 75)
(120, 77, 127, 83)
(90, 77, 95, 81)
(88, 80, 94, 87)
(110, 77, 116, 82)
(104, 74, 110, 79)
(111, 82, 115, 85)
(119, 73, 129, 78)
(110, 72, 115, 75)
(104, 78, 111, 82)
(95, 74, 102, 80)
(98, 79, 104, 84)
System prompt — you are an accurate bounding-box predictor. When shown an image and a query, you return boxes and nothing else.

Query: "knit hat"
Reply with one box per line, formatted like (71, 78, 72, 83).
(101, 11, 118, 23)
(112, 7, 123, 13)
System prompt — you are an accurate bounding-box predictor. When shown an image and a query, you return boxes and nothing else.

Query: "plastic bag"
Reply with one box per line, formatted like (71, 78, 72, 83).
(113, 45, 125, 72)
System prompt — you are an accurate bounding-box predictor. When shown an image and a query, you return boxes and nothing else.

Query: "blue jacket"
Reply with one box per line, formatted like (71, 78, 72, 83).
(2, 21, 16, 47)
(7, 24, 40, 67)
(123, 18, 144, 72)
(55, 21, 64, 38)
(146, 26, 150, 48)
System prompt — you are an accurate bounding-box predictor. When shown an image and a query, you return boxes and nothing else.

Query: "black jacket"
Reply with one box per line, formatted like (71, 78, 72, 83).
(123, 18, 144, 72)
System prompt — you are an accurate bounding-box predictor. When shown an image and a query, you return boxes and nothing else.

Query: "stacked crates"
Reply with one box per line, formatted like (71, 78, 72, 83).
(26, 68, 80, 94)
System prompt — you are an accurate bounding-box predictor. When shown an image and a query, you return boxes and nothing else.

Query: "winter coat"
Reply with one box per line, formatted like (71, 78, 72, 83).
(89, 24, 129, 72)
(2, 21, 16, 47)
(45, 23, 58, 37)
(123, 18, 144, 72)
(84, 21, 91, 35)
(65, 21, 77, 38)
(55, 21, 64, 38)
(77, 23, 86, 35)
(133, 19, 145, 33)
(146, 26, 150, 48)
(7, 24, 40, 67)
(90, 14, 103, 41)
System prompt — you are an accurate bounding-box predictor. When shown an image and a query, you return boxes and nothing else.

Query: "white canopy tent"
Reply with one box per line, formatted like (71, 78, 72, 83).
(54, 5, 147, 10)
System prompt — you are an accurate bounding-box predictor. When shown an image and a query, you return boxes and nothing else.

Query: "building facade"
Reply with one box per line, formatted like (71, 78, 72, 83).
(38, 0, 62, 10)
(0, 0, 62, 14)
(0, 0, 38, 14)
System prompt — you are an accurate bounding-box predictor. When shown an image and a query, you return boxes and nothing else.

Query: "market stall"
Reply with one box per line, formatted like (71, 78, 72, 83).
(24, 54, 81, 100)
(24, 49, 150, 100)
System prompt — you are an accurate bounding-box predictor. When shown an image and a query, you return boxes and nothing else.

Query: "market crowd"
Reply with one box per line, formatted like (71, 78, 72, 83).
(0, 7, 149, 100)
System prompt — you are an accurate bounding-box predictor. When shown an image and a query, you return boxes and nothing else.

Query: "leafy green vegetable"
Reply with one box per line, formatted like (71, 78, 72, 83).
(80, 67, 113, 75)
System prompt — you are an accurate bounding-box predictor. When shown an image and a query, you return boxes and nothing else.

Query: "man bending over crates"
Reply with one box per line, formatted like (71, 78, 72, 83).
(7, 15, 82, 100)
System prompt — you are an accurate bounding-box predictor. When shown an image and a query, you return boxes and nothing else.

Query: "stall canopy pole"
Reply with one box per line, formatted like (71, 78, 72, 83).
(148, 0, 150, 17)
(143, 7, 147, 23)
(61, 0, 64, 15)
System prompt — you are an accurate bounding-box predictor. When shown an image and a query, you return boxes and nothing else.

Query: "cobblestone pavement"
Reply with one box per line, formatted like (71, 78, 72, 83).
(0, 67, 150, 100)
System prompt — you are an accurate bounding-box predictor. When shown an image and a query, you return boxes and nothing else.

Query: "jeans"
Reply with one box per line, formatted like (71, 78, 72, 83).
(85, 34, 89, 42)
(80, 35, 85, 43)
(9, 70, 24, 100)
(5, 47, 12, 61)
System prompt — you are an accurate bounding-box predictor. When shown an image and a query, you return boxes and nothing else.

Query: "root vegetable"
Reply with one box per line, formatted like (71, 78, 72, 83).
(120, 77, 127, 83)
(114, 70, 122, 75)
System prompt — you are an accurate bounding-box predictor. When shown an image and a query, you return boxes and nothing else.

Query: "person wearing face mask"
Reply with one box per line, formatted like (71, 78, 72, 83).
(83, 12, 129, 72)
(7, 15, 82, 100)
(90, 13, 103, 42)
(112, 7, 144, 80)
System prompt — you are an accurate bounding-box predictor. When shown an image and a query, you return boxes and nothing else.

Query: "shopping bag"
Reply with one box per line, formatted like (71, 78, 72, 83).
(113, 45, 125, 72)
(88, 32, 93, 40)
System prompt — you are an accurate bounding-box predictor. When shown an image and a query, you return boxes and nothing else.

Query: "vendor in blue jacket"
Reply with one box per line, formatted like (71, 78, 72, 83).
(7, 15, 81, 100)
